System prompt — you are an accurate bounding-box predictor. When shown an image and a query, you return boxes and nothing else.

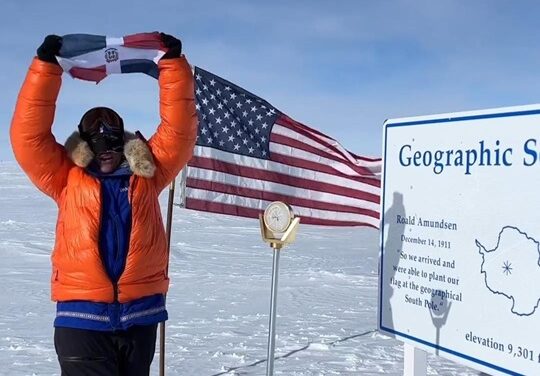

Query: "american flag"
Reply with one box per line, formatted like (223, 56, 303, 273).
(186, 67, 381, 228)
(57, 33, 166, 83)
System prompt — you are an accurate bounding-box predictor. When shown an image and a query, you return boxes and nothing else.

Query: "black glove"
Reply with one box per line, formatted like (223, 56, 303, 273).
(37, 35, 62, 65)
(160, 33, 182, 59)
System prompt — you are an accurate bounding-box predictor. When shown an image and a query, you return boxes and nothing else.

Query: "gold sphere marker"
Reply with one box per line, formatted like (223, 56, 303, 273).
(259, 201, 300, 250)
(259, 201, 300, 376)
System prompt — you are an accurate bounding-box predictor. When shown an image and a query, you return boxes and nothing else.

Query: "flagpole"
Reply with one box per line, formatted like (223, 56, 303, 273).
(177, 167, 187, 208)
(160, 177, 176, 376)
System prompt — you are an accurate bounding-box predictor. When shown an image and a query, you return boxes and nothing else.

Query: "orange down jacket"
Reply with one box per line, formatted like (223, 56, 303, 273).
(10, 57, 198, 303)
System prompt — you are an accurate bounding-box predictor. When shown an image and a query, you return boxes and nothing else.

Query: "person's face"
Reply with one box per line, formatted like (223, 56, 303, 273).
(79, 115, 125, 173)
(96, 151, 123, 173)
(86, 126, 124, 173)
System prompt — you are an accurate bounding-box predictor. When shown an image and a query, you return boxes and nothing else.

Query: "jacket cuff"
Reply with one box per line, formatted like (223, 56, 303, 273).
(158, 56, 191, 71)
(31, 57, 63, 75)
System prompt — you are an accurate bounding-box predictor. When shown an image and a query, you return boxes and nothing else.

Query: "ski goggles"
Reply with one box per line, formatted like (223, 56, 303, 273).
(79, 120, 124, 155)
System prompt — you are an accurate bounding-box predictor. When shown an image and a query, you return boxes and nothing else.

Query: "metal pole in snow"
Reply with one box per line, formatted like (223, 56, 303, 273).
(159, 177, 176, 376)
(266, 246, 281, 376)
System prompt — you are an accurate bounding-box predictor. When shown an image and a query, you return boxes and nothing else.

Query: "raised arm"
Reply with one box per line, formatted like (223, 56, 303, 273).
(10, 49, 72, 202)
(149, 34, 198, 192)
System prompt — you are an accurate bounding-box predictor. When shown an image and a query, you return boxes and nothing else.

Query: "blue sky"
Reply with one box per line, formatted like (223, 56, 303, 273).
(2, 0, 540, 161)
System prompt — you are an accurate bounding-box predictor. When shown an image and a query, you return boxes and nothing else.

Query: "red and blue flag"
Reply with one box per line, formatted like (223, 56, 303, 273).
(57, 32, 166, 83)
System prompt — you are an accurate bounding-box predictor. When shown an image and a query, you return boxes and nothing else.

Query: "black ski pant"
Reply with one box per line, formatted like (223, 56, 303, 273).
(54, 324, 158, 376)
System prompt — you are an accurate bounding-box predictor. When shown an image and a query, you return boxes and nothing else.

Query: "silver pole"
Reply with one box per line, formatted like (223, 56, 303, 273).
(266, 246, 281, 376)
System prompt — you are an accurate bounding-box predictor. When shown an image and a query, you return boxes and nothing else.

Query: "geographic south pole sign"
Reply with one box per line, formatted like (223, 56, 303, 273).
(379, 104, 540, 376)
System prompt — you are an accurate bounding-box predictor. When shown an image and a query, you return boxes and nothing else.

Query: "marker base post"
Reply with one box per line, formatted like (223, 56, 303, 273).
(259, 211, 300, 376)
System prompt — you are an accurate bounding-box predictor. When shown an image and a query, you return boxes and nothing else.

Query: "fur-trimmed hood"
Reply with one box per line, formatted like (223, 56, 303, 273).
(65, 131, 156, 178)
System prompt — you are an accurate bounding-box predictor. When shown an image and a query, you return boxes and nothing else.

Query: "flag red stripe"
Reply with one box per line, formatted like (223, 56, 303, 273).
(186, 197, 261, 218)
(192, 145, 380, 191)
(349, 149, 382, 162)
(278, 115, 381, 163)
(188, 156, 380, 203)
(185, 198, 378, 228)
(277, 117, 382, 168)
(186, 177, 380, 219)
(69, 66, 107, 83)
(276, 115, 368, 164)
(279, 114, 330, 140)
(270, 152, 380, 187)
(299, 215, 378, 228)
(271, 133, 377, 177)
(277, 116, 349, 162)
(123, 32, 166, 50)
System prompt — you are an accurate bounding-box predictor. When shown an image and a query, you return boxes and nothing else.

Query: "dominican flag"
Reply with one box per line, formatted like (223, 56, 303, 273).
(57, 32, 166, 83)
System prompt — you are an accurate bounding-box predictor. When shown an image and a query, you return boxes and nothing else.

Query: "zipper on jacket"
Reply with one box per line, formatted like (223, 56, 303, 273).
(112, 214, 123, 308)
(115, 175, 136, 287)
(97, 181, 119, 305)
(110, 184, 122, 306)
(114, 215, 122, 266)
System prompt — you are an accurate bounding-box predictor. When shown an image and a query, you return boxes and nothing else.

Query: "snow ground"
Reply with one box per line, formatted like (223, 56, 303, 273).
(0, 162, 479, 375)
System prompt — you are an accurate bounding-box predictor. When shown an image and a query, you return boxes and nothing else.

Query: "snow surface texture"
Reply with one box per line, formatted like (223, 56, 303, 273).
(0, 162, 478, 375)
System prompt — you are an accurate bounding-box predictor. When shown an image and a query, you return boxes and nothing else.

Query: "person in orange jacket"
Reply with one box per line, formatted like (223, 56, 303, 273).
(10, 33, 198, 376)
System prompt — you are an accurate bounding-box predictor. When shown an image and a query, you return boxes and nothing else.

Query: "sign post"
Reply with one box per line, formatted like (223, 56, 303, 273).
(379, 104, 540, 375)
(404, 343, 427, 376)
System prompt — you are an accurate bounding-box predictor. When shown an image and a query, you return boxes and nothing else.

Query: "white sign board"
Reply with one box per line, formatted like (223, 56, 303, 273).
(379, 104, 540, 376)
